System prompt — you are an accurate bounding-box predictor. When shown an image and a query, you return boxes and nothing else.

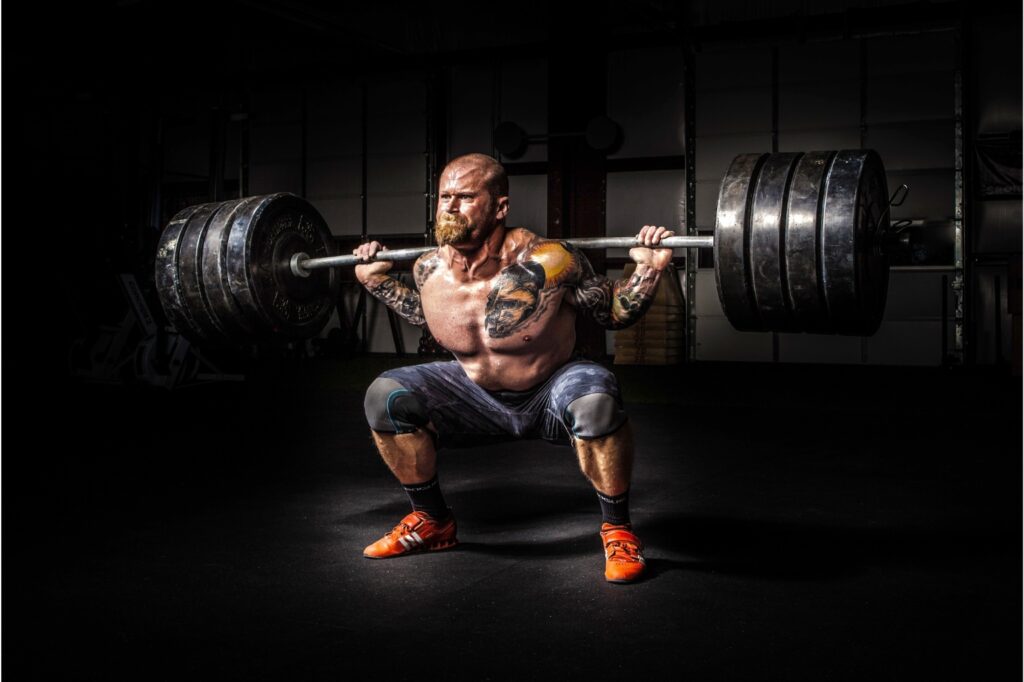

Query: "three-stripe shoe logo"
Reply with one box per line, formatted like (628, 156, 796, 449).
(397, 531, 426, 550)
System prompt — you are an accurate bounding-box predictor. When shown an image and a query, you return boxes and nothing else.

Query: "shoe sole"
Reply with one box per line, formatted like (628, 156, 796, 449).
(363, 538, 459, 559)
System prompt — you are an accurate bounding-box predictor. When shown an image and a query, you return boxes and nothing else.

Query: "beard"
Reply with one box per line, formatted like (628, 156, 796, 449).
(434, 212, 474, 246)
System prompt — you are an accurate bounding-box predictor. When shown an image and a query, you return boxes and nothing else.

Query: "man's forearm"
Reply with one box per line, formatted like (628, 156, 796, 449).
(578, 264, 663, 330)
(361, 274, 426, 327)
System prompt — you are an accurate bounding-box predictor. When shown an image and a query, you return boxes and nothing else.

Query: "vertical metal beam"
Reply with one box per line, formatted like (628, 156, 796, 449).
(238, 109, 250, 198)
(859, 38, 871, 363)
(360, 81, 369, 351)
(682, 44, 698, 363)
(547, 21, 608, 360)
(492, 58, 502, 160)
(208, 107, 225, 203)
(300, 88, 308, 199)
(770, 45, 780, 363)
(952, 33, 967, 365)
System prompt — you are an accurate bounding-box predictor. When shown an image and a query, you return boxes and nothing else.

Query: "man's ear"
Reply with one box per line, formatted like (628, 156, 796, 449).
(495, 196, 510, 221)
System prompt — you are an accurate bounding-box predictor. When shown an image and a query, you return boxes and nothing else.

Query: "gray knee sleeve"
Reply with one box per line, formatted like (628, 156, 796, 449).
(563, 393, 627, 440)
(364, 376, 429, 433)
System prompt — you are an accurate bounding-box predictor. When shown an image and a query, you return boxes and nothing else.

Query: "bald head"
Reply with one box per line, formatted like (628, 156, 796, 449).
(443, 153, 508, 199)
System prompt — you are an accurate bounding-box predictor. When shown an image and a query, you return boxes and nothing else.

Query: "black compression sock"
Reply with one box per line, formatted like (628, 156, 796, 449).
(596, 489, 631, 526)
(402, 475, 451, 521)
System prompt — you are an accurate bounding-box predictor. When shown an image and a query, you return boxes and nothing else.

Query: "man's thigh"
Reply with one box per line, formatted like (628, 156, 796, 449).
(372, 361, 523, 448)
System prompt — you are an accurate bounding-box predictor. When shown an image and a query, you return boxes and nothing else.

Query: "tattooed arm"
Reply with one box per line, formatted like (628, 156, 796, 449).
(352, 241, 435, 327)
(571, 225, 675, 330)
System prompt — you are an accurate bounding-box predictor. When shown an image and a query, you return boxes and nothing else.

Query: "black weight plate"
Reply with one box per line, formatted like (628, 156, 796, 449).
(820, 150, 890, 335)
(226, 193, 338, 340)
(783, 151, 835, 333)
(749, 152, 802, 331)
(175, 201, 240, 344)
(155, 203, 207, 339)
(714, 153, 767, 332)
(200, 197, 261, 343)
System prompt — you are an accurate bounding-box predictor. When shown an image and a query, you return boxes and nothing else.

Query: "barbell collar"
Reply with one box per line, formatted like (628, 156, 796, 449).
(291, 235, 715, 276)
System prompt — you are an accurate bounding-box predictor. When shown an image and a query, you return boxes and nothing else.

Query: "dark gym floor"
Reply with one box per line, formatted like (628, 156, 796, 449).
(6, 357, 1021, 680)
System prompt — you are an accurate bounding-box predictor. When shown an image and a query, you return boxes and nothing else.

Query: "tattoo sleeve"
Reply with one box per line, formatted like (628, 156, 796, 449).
(363, 274, 426, 327)
(573, 253, 664, 330)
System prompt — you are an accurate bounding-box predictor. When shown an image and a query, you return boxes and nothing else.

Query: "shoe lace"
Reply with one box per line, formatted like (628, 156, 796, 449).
(387, 520, 415, 539)
(606, 539, 641, 562)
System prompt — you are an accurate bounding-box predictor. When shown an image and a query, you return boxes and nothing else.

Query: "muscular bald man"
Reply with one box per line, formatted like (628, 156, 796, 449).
(354, 153, 673, 583)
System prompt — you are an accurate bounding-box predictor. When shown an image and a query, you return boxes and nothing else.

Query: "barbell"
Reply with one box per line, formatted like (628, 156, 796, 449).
(155, 149, 898, 347)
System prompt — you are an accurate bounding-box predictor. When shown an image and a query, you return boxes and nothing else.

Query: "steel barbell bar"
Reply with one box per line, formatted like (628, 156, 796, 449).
(288, 235, 717, 277)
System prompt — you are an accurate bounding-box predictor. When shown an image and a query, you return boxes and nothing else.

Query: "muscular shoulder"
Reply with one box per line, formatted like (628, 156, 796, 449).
(414, 249, 443, 288)
(497, 228, 582, 286)
(520, 239, 583, 288)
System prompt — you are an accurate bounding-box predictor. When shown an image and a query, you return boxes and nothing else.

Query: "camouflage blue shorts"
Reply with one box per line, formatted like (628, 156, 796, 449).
(372, 359, 624, 448)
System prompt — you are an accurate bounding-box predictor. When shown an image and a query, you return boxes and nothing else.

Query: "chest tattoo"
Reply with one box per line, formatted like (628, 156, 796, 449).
(485, 241, 579, 338)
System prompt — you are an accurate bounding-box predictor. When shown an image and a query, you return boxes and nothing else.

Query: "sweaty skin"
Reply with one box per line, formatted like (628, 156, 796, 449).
(354, 157, 673, 392)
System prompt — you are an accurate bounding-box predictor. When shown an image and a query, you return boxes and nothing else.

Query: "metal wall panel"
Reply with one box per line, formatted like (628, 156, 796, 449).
(449, 63, 495, 158)
(251, 88, 302, 124)
(250, 122, 302, 164)
(778, 80, 861, 130)
(368, 112, 427, 155)
(306, 86, 362, 157)
(971, 264, 1017, 365)
(779, 41, 860, 82)
(606, 170, 685, 257)
(696, 317, 774, 362)
(507, 174, 548, 236)
(866, 32, 956, 75)
(777, 333, 863, 364)
(306, 157, 361, 198)
(162, 123, 210, 179)
(499, 58, 548, 163)
(694, 267, 723, 316)
(866, 72, 952, 124)
(368, 79, 427, 116)
(694, 133, 773, 181)
(306, 119, 362, 159)
(249, 161, 302, 196)
(367, 154, 425, 195)
(696, 48, 772, 90)
(885, 170, 954, 221)
(608, 47, 686, 158)
(696, 88, 774, 136)
(311, 197, 363, 236)
(777, 129, 861, 153)
(974, 200, 1023, 253)
(974, 16, 1023, 135)
(865, 320, 943, 365)
(694, 270, 773, 361)
(695, 180, 720, 232)
(865, 121, 954, 170)
(367, 193, 426, 235)
(882, 270, 949, 320)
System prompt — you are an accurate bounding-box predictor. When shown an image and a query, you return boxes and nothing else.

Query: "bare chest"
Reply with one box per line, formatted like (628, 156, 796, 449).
(420, 259, 572, 355)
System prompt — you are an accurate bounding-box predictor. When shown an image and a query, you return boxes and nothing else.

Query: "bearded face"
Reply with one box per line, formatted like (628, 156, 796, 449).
(434, 211, 474, 246)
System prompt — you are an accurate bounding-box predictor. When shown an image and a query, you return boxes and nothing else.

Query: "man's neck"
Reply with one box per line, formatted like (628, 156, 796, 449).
(444, 224, 506, 281)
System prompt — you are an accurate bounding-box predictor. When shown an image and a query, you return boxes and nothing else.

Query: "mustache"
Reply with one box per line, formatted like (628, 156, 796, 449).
(435, 213, 472, 245)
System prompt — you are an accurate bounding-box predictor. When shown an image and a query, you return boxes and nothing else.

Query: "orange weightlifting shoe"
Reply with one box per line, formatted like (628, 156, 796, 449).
(600, 523, 646, 583)
(363, 510, 458, 559)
